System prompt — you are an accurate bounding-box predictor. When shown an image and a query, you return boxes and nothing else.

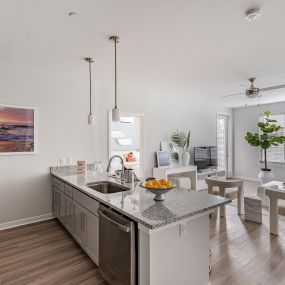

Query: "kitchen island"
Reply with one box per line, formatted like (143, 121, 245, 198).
(51, 166, 231, 285)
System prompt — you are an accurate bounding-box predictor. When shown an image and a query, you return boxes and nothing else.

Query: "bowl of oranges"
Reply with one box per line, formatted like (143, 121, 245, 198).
(140, 178, 175, 202)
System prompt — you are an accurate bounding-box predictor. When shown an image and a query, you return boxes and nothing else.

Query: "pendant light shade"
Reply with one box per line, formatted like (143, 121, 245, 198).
(85, 57, 95, 125)
(112, 107, 120, 122)
(88, 113, 95, 125)
(110, 36, 121, 122)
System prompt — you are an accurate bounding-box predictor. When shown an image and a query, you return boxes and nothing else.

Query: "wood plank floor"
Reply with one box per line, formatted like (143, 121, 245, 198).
(210, 205, 285, 285)
(1, 184, 285, 285)
(0, 220, 106, 285)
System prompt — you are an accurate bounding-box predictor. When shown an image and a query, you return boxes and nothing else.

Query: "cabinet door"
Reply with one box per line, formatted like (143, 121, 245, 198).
(59, 190, 66, 225)
(53, 188, 60, 218)
(85, 211, 99, 265)
(66, 196, 74, 233)
(74, 201, 86, 247)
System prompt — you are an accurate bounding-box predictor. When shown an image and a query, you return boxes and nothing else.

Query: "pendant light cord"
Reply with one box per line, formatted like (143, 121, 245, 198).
(114, 39, 117, 108)
(89, 59, 92, 114)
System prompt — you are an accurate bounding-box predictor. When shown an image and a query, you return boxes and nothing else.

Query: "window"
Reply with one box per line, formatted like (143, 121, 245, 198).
(217, 115, 227, 171)
(259, 113, 285, 164)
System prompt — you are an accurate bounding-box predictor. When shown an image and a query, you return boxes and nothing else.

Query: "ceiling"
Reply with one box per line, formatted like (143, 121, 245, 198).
(1, 0, 285, 108)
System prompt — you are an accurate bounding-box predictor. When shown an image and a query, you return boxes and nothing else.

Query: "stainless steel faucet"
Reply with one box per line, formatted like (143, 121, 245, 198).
(106, 155, 125, 182)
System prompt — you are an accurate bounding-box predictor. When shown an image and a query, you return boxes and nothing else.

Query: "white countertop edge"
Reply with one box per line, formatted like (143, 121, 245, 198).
(137, 209, 214, 234)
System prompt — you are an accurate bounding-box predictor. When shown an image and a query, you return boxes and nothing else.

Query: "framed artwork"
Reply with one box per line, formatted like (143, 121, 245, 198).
(156, 151, 171, 168)
(160, 141, 180, 165)
(0, 105, 37, 155)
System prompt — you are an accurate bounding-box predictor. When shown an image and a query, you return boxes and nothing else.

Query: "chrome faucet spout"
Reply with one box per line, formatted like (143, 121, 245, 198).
(106, 155, 125, 181)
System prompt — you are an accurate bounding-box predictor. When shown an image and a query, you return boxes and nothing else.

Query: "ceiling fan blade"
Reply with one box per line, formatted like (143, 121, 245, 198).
(260, 84, 285, 92)
(220, 92, 244, 99)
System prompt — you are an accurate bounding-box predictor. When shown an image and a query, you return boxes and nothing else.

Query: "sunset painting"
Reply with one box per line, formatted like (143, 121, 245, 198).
(0, 106, 35, 154)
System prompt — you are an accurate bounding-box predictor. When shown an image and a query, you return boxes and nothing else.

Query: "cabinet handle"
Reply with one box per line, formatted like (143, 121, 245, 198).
(69, 203, 72, 220)
(98, 209, 131, 233)
(80, 212, 85, 232)
(55, 193, 59, 205)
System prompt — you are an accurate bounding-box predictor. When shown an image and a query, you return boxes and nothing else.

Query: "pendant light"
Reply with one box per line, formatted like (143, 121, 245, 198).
(85, 57, 95, 125)
(110, 36, 121, 122)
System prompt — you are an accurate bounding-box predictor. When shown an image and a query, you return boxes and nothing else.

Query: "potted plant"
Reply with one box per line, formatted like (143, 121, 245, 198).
(245, 111, 285, 183)
(170, 130, 191, 166)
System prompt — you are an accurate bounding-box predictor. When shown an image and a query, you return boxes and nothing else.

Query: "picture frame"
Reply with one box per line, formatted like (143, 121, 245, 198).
(160, 141, 180, 166)
(156, 151, 171, 168)
(0, 104, 38, 155)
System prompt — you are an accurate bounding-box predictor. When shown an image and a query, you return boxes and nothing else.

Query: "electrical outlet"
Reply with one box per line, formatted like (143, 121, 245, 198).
(179, 223, 186, 236)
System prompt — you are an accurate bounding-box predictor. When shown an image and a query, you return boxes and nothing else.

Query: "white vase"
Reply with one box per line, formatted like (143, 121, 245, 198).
(181, 151, 190, 167)
(258, 170, 274, 184)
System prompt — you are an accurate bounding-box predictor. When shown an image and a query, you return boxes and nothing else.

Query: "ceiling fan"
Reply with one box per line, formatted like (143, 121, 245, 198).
(221, 78, 285, 99)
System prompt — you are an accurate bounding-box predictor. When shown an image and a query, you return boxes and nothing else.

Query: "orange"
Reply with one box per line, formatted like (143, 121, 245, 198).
(165, 182, 173, 188)
(146, 182, 153, 188)
(152, 180, 159, 186)
(159, 179, 167, 185)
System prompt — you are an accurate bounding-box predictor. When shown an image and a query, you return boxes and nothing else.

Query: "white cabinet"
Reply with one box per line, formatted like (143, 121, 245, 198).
(53, 187, 60, 218)
(74, 201, 87, 247)
(74, 201, 99, 264)
(59, 189, 66, 225)
(85, 210, 99, 264)
(52, 177, 66, 225)
(53, 185, 65, 225)
(66, 195, 74, 233)
(52, 176, 100, 265)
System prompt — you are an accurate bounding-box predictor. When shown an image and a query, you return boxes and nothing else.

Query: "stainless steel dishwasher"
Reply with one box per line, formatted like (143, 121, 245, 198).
(98, 204, 136, 285)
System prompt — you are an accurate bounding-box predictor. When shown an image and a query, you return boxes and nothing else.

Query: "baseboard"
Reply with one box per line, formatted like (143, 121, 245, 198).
(0, 213, 54, 231)
(234, 175, 260, 182)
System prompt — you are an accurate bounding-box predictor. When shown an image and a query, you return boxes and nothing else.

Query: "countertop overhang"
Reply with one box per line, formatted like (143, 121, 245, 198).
(50, 168, 231, 230)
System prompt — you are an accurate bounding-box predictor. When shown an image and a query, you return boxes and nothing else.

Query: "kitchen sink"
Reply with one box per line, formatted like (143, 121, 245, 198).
(86, 181, 130, 194)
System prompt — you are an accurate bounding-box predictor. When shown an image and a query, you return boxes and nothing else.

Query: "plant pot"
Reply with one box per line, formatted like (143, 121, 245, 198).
(181, 151, 190, 167)
(258, 169, 274, 184)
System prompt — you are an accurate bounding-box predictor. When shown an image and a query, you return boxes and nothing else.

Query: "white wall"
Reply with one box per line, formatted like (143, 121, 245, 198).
(95, 83, 232, 177)
(0, 67, 230, 227)
(0, 64, 96, 226)
(234, 102, 285, 181)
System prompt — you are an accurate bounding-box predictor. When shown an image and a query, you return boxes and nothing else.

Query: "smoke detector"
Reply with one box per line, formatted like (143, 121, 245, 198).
(245, 7, 262, 22)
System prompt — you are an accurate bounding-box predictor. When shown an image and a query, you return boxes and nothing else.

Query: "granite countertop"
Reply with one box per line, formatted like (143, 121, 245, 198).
(50, 168, 231, 230)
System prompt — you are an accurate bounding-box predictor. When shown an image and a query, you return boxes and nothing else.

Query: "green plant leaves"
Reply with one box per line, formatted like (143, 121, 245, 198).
(168, 142, 179, 163)
(170, 130, 191, 151)
(245, 110, 285, 169)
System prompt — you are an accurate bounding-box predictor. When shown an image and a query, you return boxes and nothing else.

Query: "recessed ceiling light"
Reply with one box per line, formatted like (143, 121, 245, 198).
(245, 7, 263, 22)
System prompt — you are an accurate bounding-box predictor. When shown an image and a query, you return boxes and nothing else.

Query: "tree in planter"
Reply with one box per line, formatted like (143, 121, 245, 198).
(245, 111, 285, 172)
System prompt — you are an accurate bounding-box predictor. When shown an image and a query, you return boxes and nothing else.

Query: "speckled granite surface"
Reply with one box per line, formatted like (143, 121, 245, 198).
(50, 164, 94, 176)
(51, 168, 231, 230)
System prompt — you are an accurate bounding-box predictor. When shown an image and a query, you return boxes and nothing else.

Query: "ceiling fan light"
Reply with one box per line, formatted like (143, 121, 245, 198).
(112, 107, 120, 122)
(246, 88, 259, 99)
